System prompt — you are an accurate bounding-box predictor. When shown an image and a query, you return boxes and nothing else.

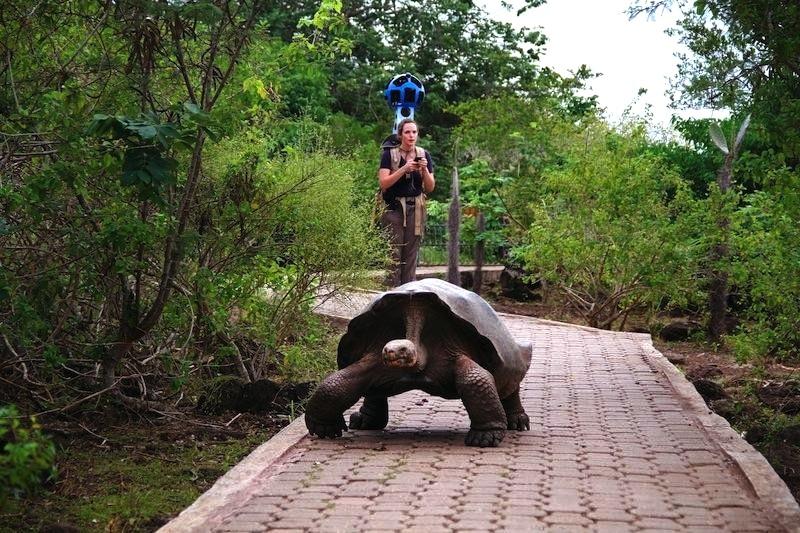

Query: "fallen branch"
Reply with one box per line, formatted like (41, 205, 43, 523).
(77, 422, 112, 445)
(225, 412, 242, 427)
(62, 382, 119, 413)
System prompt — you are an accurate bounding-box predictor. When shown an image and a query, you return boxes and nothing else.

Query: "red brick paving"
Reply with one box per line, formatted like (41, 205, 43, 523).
(161, 292, 800, 532)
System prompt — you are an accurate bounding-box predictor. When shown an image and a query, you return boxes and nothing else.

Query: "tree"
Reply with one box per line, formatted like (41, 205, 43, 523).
(628, 1, 800, 359)
(450, 94, 592, 233)
(326, 0, 595, 194)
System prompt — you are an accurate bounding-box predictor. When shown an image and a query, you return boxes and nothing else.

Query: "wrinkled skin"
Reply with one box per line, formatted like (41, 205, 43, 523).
(305, 297, 530, 447)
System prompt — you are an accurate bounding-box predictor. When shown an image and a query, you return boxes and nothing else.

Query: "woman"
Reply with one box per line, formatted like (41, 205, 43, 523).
(378, 119, 435, 286)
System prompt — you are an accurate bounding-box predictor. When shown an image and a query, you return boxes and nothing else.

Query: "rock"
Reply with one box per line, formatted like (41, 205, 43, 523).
(240, 379, 313, 411)
(196, 376, 245, 415)
(197, 377, 313, 414)
(776, 424, 800, 445)
(691, 378, 727, 401)
(658, 319, 701, 342)
(710, 399, 737, 418)
(498, 267, 540, 301)
(744, 424, 769, 444)
(664, 352, 687, 364)
(239, 379, 282, 408)
(686, 364, 723, 381)
(40, 525, 81, 533)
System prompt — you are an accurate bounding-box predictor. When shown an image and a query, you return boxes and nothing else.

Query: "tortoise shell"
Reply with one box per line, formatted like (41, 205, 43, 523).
(337, 278, 531, 396)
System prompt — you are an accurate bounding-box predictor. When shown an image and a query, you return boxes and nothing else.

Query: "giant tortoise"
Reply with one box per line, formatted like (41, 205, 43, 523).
(305, 278, 532, 447)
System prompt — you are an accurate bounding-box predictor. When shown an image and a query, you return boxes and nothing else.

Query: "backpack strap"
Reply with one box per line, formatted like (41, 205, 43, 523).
(389, 146, 426, 172)
(390, 147, 401, 172)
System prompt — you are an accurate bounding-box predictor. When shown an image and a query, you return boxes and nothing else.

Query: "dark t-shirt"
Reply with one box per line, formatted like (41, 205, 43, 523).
(380, 148, 434, 204)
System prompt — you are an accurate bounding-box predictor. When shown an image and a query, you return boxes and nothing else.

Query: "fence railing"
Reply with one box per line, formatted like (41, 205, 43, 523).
(421, 222, 468, 250)
(420, 222, 503, 265)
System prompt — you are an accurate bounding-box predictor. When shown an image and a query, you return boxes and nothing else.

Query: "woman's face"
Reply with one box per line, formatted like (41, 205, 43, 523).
(400, 123, 418, 147)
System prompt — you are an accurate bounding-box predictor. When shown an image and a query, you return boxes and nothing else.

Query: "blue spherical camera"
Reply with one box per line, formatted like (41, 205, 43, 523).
(384, 73, 425, 134)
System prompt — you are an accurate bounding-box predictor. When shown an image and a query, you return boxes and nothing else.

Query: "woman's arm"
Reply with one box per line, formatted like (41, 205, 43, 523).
(418, 155, 435, 193)
(378, 160, 417, 191)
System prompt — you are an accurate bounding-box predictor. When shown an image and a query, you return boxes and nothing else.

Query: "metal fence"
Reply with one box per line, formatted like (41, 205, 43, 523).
(420, 222, 507, 265)
(421, 222, 469, 254)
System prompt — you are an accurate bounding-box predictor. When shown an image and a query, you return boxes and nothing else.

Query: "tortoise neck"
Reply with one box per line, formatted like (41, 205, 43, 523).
(405, 300, 427, 371)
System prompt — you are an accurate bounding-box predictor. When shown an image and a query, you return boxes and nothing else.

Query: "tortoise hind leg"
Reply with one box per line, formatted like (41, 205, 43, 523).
(349, 395, 389, 430)
(502, 388, 530, 431)
(454, 355, 506, 447)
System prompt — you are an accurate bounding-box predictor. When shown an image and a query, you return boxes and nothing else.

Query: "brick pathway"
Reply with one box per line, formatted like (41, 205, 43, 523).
(161, 292, 800, 532)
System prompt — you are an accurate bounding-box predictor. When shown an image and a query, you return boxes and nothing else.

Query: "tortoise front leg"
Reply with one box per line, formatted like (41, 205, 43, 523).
(305, 354, 380, 438)
(454, 355, 506, 447)
(349, 395, 389, 430)
(502, 388, 530, 431)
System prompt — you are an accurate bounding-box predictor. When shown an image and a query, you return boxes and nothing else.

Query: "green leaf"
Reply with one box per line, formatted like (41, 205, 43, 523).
(695, 0, 708, 14)
(178, 1, 223, 22)
(121, 169, 138, 186)
(183, 102, 202, 115)
(201, 126, 221, 143)
(86, 114, 115, 136)
(136, 125, 158, 140)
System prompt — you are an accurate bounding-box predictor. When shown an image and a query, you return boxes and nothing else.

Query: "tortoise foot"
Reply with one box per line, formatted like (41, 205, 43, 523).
(349, 411, 388, 430)
(507, 412, 530, 431)
(465, 429, 505, 447)
(306, 415, 347, 438)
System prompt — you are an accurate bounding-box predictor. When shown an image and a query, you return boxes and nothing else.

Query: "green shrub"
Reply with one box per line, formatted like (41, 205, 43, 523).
(0, 405, 57, 501)
(515, 120, 701, 329)
(726, 177, 800, 361)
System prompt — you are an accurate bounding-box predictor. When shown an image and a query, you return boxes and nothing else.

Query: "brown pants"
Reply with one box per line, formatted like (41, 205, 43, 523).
(381, 204, 422, 287)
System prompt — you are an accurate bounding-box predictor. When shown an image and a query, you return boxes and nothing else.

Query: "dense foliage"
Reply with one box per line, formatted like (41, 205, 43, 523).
(0, 0, 385, 418)
(518, 121, 698, 329)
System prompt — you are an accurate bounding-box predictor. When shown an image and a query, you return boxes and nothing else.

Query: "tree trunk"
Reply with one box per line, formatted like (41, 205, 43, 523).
(709, 154, 733, 340)
(708, 244, 729, 339)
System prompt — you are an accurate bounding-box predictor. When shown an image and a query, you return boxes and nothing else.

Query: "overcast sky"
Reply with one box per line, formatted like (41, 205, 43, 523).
(484, 0, 726, 130)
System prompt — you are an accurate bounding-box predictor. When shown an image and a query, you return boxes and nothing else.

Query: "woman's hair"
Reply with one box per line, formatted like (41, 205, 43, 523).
(397, 119, 418, 136)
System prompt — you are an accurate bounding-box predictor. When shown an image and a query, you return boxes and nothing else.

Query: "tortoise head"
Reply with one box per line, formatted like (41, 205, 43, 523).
(382, 339, 419, 369)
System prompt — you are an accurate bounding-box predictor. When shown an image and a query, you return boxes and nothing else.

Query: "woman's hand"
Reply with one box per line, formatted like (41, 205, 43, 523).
(416, 156, 428, 172)
(402, 160, 419, 173)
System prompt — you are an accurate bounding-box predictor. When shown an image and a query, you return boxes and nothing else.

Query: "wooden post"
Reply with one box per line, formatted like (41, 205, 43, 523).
(473, 211, 485, 294)
(447, 165, 461, 286)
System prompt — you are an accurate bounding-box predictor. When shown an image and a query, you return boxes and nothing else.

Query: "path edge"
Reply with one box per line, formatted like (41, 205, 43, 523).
(157, 414, 309, 533)
(640, 338, 800, 533)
